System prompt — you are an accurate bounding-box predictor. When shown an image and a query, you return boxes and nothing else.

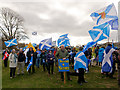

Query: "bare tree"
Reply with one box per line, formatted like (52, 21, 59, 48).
(0, 7, 29, 41)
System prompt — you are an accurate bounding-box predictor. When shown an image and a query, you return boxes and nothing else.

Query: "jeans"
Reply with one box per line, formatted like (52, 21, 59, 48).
(36, 57, 40, 68)
(10, 67, 16, 77)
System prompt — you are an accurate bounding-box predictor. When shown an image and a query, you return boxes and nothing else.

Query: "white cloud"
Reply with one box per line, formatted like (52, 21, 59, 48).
(0, 0, 119, 46)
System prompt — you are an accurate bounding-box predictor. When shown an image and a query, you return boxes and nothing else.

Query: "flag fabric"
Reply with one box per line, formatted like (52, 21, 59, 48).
(32, 43, 37, 47)
(101, 46, 115, 73)
(88, 22, 110, 42)
(24, 48, 29, 63)
(52, 41, 56, 46)
(4, 39, 17, 47)
(83, 41, 96, 52)
(57, 34, 70, 47)
(27, 43, 36, 52)
(27, 56, 33, 71)
(90, 3, 118, 25)
(108, 18, 118, 30)
(2, 51, 9, 60)
(74, 51, 88, 70)
(32, 32, 37, 35)
(39, 38, 52, 50)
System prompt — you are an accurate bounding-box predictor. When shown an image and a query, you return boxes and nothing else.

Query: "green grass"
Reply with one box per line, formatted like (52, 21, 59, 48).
(1, 54, 118, 88)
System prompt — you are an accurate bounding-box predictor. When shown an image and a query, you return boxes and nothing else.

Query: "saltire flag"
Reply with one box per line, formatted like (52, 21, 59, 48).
(83, 41, 96, 53)
(90, 3, 118, 25)
(52, 41, 56, 46)
(4, 39, 17, 47)
(74, 51, 88, 70)
(108, 18, 118, 30)
(101, 46, 115, 73)
(88, 22, 110, 42)
(39, 38, 52, 50)
(24, 48, 29, 63)
(32, 32, 37, 35)
(57, 34, 70, 47)
(27, 43, 36, 52)
(2, 51, 9, 60)
(27, 56, 33, 71)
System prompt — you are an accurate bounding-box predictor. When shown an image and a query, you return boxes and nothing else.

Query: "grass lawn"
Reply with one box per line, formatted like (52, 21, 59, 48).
(1, 54, 118, 88)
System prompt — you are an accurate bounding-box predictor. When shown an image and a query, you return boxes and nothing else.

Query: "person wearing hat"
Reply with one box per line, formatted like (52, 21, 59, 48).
(47, 50, 55, 75)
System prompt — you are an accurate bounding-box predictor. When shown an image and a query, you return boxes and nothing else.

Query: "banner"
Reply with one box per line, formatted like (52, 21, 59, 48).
(58, 59, 69, 72)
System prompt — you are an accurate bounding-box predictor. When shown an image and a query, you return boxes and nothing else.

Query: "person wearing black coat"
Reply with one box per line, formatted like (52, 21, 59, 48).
(27, 47, 37, 74)
(46, 50, 55, 75)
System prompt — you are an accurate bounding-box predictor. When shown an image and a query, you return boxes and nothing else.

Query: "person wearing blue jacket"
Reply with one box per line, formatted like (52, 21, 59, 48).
(98, 47, 105, 66)
(47, 50, 55, 75)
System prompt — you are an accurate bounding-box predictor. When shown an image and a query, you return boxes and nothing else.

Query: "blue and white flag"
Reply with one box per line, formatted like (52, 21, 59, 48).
(39, 38, 52, 50)
(57, 34, 70, 47)
(4, 39, 17, 47)
(27, 56, 33, 71)
(32, 32, 37, 35)
(83, 41, 96, 52)
(88, 22, 110, 42)
(24, 48, 29, 63)
(90, 3, 117, 25)
(108, 18, 118, 30)
(101, 46, 115, 73)
(74, 51, 88, 70)
(52, 41, 56, 46)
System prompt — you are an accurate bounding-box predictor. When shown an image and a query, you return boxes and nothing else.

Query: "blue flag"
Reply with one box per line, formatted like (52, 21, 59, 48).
(57, 34, 70, 47)
(90, 3, 118, 25)
(39, 38, 52, 50)
(83, 41, 96, 52)
(74, 51, 88, 70)
(27, 56, 33, 71)
(108, 18, 118, 30)
(4, 39, 17, 47)
(88, 22, 110, 42)
(101, 46, 115, 73)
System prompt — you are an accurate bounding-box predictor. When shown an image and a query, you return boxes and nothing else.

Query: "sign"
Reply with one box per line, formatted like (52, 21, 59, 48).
(58, 59, 69, 72)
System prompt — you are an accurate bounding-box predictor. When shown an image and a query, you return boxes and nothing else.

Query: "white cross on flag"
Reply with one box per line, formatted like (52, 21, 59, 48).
(39, 38, 52, 50)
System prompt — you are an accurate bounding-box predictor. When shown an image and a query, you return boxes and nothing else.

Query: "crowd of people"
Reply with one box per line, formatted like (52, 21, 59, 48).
(2, 44, 120, 86)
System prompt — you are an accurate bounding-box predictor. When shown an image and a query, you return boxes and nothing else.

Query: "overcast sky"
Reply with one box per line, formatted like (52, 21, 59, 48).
(0, 0, 119, 46)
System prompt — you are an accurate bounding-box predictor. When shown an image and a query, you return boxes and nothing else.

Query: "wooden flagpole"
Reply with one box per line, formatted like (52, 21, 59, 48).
(64, 72, 66, 84)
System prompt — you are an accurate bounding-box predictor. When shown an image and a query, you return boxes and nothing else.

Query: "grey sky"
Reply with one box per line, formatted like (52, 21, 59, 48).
(0, 0, 119, 46)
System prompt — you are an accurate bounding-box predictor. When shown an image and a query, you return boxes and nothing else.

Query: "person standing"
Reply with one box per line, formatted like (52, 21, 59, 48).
(47, 50, 55, 75)
(95, 46, 99, 66)
(17, 48, 25, 75)
(2, 48, 10, 67)
(27, 47, 37, 74)
(98, 47, 105, 66)
(40, 50, 47, 71)
(70, 47, 88, 85)
(36, 48, 41, 68)
(117, 48, 120, 87)
(9, 49, 18, 79)
(55, 45, 71, 81)
(101, 44, 115, 78)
